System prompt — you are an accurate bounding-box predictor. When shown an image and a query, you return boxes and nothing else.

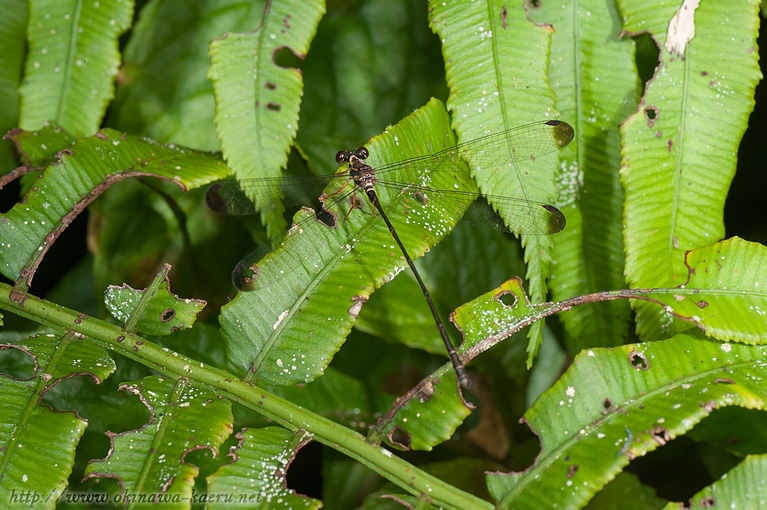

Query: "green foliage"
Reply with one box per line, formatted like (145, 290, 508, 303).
(104, 264, 206, 335)
(432, 0, 564, 363)
(18, 0, 133, 137)
(0, 336, 115, 506)
(220, 101, 479, 386)
(536, 0, 637, 353)
(0, 0, 764, 509)
(208, 0, 325, 236)
(619, 0, 763, 341)
(0, 127, 227, 286)
(83, 376, 234, 504)
(486, 334, 767, 508)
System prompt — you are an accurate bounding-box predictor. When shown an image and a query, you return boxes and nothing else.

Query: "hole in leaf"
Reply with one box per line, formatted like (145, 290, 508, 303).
(645, 106, 659, 128)
(233, 260, 259, 291)
(315, 208, 336, 227)
(42, 370, 105, 410)
(346, 193, 364, 212)
(630, 32, 660, 88)
(602, 398, 613, 410)
(627, 436, 715, 503)
(628, 350, 649, 370)
(0, 345, 37, 379)
(284, 439, 323, 499)
(27, 200, 89, 295)
(497, 292, 517, 307)
(264, 81, 277, 90)
(182, 446, 215, 466)
(511, 417, 543, 470)
(388, 426, 411, 450)
(273, 46, 304, 70)
(266, 102, 281, 112)
(161, 309, 175, 322)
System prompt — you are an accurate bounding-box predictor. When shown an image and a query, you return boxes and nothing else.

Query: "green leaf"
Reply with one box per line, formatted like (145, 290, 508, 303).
(429, 0, 566, 365)
(660, 454, 767, 509)
(0, 282, 491, 510)
(0, 0, 25, 171)
(263, 367, 373, 430)
(532, 0, 637, 352)
(619, 0, 763, 340)
(5, 123, 77, 168)
(638, 237, 767, 343)
(390, 233, 767, 449)
(109, 0, 265, 149)
(19, 0, 134, 137)
(444, 236, 767, 367)
(84, 375, 233, 503)
(321, 455, 384, 510)
(295, 0, 448, 175)
(486, 334, 767, 509)
(220, 98, 474, 386)
(1, 0, 764, 505)
(206, 427, 322, 509)
(0, 128, 229, 286)
(104, 263, 206, 336)
(620, 0, 690, 45)
(584, 472, 667, 510)
(367, 372, 473, 451)
(452, 278, 558, 362)
(0, 334, 116, 507)
(357, 221, 527, 357)
(208, 0, 325, 236)
(367, 278, 557, 452)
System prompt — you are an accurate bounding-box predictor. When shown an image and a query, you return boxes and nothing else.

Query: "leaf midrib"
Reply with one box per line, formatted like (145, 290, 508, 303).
(56, 0, 84, 124)
(501, 352, 764, 505)
(668, 46, 694, 259)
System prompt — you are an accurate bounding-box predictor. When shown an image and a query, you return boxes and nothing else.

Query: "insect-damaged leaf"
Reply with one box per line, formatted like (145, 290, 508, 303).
(207, 427, 322, 509)
(219, 99, 471, 386)
(84, 376, 233, 500)
(104, 263, 206, 336)
(0, 128, 228, 288)
(0, 334, 116, 505)
(486, 334, 767, 509)
(639, 237, 767, 344)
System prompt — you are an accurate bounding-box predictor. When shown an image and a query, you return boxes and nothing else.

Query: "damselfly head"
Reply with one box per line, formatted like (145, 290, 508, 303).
(336, 147, 370, 164)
